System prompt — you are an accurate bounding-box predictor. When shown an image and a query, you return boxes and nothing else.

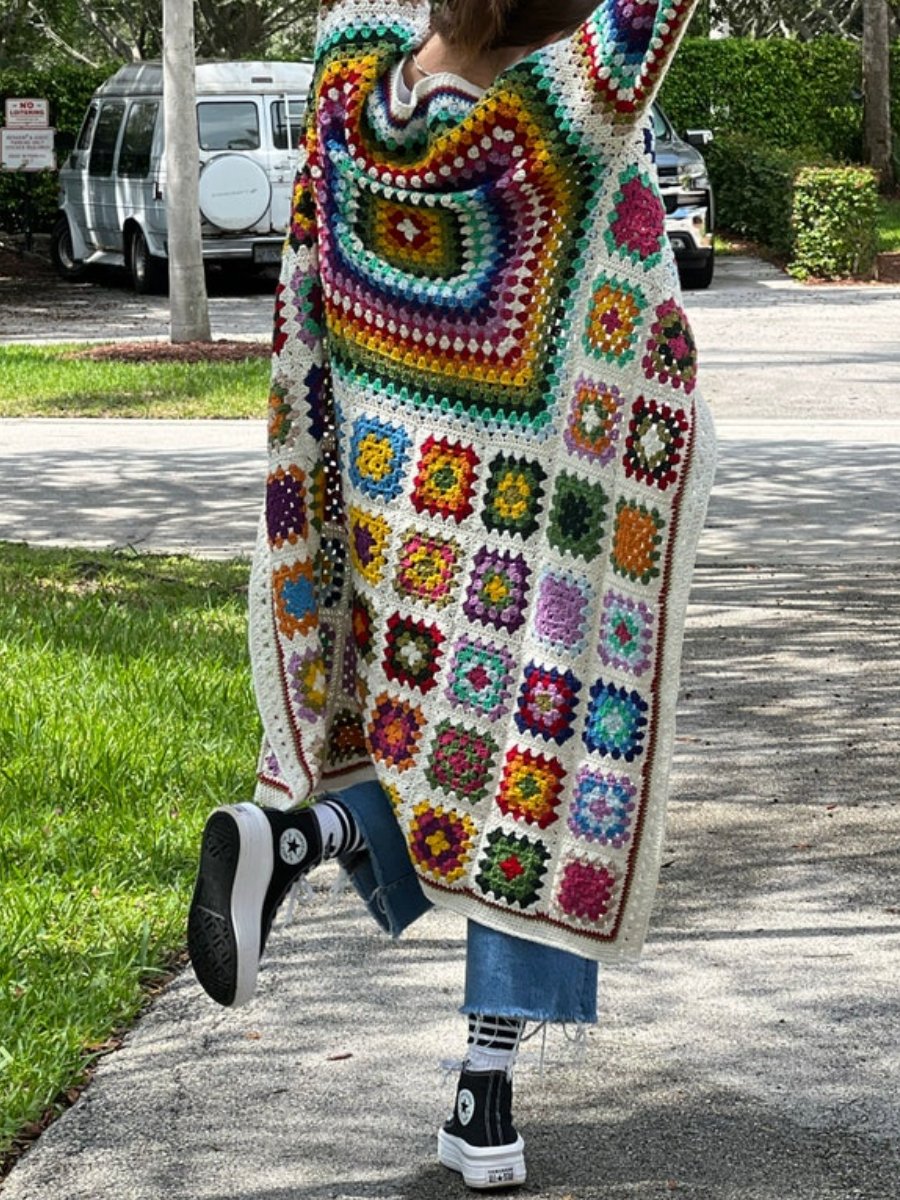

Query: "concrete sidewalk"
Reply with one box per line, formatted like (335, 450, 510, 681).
(2, 261, 899, 1199)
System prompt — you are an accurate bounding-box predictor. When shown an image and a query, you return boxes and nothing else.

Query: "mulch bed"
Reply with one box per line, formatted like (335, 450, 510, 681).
(0, 244, 56, 282)
(875, 252, 900, 284)
(65, 340, 271, 363)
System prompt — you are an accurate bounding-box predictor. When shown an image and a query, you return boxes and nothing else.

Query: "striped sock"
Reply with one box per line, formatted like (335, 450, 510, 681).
(466, 1014, 525, 1074)
(312, 798, 365, 860)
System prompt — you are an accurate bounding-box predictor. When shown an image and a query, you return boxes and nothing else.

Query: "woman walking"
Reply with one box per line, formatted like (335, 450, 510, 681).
(189, 0, 715, 1188)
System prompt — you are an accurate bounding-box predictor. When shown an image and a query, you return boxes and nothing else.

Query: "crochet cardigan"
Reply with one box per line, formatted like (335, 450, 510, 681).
(249, 0, 716, 962)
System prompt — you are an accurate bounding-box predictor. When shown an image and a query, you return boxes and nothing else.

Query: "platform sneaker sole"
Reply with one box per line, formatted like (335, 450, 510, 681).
(187, 803, 272, 1007)
(438, 1128, 526, 1189)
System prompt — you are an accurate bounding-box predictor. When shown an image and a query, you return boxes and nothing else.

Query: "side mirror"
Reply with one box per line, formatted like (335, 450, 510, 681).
(685, 129, 714, 149)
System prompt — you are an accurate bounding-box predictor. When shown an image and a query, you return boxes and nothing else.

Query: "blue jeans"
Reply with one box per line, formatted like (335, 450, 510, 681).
(335, 779, 598, 1025)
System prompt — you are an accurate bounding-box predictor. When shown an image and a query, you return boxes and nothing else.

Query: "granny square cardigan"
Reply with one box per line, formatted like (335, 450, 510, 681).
(249, 0, 717, 961)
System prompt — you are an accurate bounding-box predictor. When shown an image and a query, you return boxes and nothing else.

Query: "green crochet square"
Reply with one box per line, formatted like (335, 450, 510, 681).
(547, 472, 608, 562)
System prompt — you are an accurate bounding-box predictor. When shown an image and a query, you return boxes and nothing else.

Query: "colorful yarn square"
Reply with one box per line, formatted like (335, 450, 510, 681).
(514, 663, 581, 745)
(642, 298, 698, 393)
(497, 746, 566, 829)
(548, 472, 609, 562)
(411, 436, 479, 522)
(383, 612, 444, 693)
(475, 828, 551, 909)
(357, 192, 462, 278)
(273, 560, 317, 639)
(408, 801, 477, 884)
(426, 720, 499, 803)
(446, 637, 515, 720)
(583, 275, 645, 363)
(395, 529, 461, 607)
(286, 648, 327, 723)
(568, 767, 637, 847)
(564, 377, 625, 465)
(556, 856, 618, 923)
(623, 397, 690, 491)
(583, 679, 649, 761)
(367, 692, 425, 771)
(315, 536, 346, 609)
(481, 454, 547, 539)
(266, 465, 307, 549)
(599, 589, 655, 676)
(327, 708, 368, 765)
(610, 498, 665, 585)
(349, 507, 391, 584)
(348, 414, 411, 501)
(533, 567, 591, 653)
(350, 590, 376, 662)
(462, 546, 531, 634)
(604, 164, 666, 269)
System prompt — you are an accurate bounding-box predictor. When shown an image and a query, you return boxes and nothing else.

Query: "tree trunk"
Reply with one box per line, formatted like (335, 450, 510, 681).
(862, 0, 895, 190)
(163, 0, 211, 343)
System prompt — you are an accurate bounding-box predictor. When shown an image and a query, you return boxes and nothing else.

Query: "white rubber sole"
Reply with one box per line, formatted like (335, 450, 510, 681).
(189, 802, 273, 1007)
(226, 802, 273, 1006)
(438, 1128, 526, 1190)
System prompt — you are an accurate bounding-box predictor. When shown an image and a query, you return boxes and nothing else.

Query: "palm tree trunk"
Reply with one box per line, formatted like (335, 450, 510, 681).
(862, 0, 895, 190)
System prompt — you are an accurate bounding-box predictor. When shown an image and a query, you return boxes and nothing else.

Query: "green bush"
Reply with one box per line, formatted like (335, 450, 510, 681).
(0, 62, 113, 236)
(705, 133, 822, 257)
(789, 166, 879, 280)
(660, 36, 900, 164)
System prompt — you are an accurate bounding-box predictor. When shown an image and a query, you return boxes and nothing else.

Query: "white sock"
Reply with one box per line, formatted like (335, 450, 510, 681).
(466, 1014, 525, 1074)
(312, 798, 364, 860)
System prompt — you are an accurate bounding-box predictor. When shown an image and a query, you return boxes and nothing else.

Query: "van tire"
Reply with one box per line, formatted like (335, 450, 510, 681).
(128, 228, 167, 294)
(50, 216, 88, 282)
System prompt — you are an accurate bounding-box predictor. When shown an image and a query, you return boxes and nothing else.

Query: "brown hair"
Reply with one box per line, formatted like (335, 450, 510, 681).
(431, 0, 595, 56)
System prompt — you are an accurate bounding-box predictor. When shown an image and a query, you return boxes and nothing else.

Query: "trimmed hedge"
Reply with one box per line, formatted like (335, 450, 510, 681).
(661, 36, 900, 165)
(0, 62, 112, 236)
(705, 134, 822, 257)
(790, 167, 879, 281)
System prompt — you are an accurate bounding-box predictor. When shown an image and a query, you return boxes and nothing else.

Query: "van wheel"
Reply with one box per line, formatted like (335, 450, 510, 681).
(128, 228, 167, 294)
(50, 216, 87, 281)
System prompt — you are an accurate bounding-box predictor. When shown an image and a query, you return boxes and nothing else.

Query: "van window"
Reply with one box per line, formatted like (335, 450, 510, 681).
(118, 101, 159, 178)
(270, 99, 306, 150)
(89, 101, 126, 176)
(75, 103, 99, 152)
(197, 102, 260, 151)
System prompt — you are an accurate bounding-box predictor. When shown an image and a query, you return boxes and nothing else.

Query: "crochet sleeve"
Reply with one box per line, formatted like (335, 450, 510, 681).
(573, 0, 700, 125)
(248, 117, 338, 804)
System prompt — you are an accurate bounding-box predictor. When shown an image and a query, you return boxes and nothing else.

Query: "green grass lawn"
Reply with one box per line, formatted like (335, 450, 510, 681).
(877, 195, 900, 253)
(0, 345, 269, 418)
(0, 544, 260, 1159)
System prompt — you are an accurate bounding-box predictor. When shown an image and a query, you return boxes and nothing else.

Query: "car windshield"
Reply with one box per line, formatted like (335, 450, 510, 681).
(651, 105, 673, 142)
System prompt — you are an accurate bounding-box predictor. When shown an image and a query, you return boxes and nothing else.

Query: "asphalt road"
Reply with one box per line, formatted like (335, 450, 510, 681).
(1, 257, 899, 1200)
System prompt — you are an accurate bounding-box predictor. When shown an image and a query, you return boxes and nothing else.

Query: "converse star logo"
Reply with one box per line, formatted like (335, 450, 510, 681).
(279, 828, 308, 866)
(456, 1088, 475, 1127)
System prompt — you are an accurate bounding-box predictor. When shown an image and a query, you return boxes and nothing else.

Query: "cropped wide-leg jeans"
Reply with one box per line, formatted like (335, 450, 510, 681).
(334, 778, 598, 1025)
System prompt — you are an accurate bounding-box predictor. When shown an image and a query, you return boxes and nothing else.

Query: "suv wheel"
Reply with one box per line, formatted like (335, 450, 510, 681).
(50, 216, 87, 281)
(680, 248, 715, 291)
(128, 227, 167, 294)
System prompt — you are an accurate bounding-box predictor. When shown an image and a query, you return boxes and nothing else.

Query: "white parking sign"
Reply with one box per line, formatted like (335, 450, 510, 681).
(0, 128, 56, 171)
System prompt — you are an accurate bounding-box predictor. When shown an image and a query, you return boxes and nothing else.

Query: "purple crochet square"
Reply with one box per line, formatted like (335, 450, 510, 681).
(462, 546, 531, 634)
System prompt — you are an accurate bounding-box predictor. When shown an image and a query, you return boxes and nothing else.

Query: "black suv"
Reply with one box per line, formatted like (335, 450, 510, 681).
(652, 103, 715, 289)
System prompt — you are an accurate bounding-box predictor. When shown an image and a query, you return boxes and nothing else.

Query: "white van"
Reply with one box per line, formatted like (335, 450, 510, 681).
(52, 60, 313, 291)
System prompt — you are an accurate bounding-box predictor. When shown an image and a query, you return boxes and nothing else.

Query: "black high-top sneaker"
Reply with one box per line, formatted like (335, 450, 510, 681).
(187, 802, 322, 1007)
(438, 1068, 526, 1189)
